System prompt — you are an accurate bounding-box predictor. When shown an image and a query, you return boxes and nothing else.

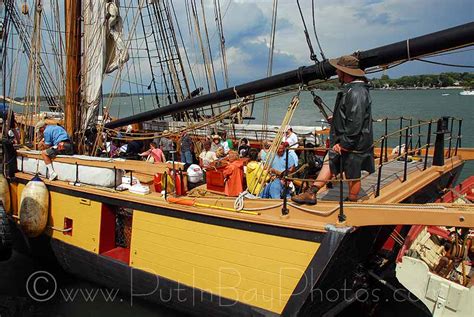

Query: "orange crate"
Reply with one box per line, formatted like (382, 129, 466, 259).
(206, 167, 226, 193)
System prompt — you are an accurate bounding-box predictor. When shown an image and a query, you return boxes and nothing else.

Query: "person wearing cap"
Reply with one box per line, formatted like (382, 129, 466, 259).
(159, 130, 174, 161)
(283, 126, 298, 149)
(210, 134, 222, 152)
(292, 55, 375, 205)
(211, 134, 229, 154)
(35, 120, 74, 181)
(283, 126, 300, 169)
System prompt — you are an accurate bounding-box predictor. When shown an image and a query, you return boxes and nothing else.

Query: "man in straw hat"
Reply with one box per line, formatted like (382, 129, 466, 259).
(292, 55, 375, 205)
(35, 120, 74, 181)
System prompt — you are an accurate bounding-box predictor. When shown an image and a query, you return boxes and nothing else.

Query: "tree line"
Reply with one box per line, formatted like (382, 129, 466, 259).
(310, 72, 473, 90)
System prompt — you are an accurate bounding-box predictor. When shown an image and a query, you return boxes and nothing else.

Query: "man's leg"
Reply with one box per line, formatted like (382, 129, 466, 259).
(312, 163, 332, 189)
(42, 149, 58, 180)
(41, 150, 52, 165)
(348, 180, 361, 201)
(291, 161, 333, 205)
(185, 151, 193, 164)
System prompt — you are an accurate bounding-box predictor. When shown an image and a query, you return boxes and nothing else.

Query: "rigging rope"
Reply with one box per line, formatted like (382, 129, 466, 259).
(170, 0, 197, 89)
(414, 58, 474, 69)
(262, 0, 278, 140)
(104, 97, 253, 141)
(92, 0, 147, 154)
(296, 0, 318, 62)
(311, 0, 326, 60)
(199, 0, 219, 93)
(213, 0, 229, 88)
(250, 92, 301, 195)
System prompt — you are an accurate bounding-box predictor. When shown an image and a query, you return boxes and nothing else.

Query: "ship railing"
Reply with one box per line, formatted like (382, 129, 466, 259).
(282, 116, 463, 221)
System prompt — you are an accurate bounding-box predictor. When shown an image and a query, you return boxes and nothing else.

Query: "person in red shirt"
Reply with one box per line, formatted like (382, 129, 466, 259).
(139, 142, 166, 163)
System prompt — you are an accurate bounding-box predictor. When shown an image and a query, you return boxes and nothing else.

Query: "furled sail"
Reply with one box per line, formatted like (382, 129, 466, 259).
(104, 1, 129, 73)
(81, 0, 129, 130)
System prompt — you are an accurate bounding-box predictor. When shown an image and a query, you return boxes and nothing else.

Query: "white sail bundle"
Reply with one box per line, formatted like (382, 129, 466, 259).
(82, 0, 129, 130)
(105, 0, 129, 73)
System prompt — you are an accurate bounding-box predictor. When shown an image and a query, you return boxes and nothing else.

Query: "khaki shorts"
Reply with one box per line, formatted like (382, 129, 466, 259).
(46, 142, 74, 158)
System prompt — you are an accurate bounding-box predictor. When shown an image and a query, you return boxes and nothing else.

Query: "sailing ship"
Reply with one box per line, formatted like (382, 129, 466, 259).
(0, 1, 473, 315)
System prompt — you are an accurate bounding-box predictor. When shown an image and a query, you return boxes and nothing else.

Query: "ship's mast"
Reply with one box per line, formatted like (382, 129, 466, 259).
(64, 0, 81, 141)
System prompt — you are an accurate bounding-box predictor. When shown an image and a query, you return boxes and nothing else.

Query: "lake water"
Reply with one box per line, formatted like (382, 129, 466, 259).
(1, 88, 473, 316)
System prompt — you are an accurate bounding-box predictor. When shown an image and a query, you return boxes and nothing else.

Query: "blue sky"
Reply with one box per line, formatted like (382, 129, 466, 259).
(4, 0, 473, 96)
(189, 0, 474, 86)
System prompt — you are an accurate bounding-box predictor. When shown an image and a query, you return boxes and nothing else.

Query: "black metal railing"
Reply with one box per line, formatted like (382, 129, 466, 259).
(281, 116, 464, 220)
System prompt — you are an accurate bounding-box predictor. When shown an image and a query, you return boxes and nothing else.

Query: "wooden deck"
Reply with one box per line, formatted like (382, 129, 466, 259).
(318, 158, 431, 201)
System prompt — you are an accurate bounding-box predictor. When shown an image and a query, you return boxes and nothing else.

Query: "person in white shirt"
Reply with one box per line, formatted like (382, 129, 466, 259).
(284, 126, 299, 149)
(199, 140, 218, 167)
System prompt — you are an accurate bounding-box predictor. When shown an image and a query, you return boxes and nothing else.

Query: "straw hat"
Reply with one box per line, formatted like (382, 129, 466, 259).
(35, 120, 46, 133)
(329, 55, 365, 77)
(212, 134, 221, 140)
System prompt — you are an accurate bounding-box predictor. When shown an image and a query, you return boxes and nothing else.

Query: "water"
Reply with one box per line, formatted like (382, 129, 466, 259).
(2, 89, 473, 316)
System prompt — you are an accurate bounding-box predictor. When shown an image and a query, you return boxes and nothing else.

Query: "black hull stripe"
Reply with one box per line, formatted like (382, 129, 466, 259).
(14, 178, 324, 243)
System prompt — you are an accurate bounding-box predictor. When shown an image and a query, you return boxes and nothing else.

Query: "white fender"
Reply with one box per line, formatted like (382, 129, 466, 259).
(0, 174, 11, 214)
(19, 176, 49, 238)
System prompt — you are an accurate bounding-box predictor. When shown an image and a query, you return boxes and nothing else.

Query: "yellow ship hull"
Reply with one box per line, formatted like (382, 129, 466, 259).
(10, 181, 334, 315)
(7, 160, 466, 316)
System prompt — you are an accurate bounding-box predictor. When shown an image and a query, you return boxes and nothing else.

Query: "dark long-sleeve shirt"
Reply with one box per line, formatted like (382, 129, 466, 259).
(330, 81, 373, 152)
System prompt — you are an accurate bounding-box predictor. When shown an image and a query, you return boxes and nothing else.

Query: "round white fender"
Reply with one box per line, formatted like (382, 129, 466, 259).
(19, 176, 49, 238)
(0, 174, 11, 214)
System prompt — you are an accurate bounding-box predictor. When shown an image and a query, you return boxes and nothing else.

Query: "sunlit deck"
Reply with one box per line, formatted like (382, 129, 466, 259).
(319, 157, 432, 201)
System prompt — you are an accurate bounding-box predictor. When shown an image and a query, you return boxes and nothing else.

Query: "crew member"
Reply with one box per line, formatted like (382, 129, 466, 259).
(292, 55, 375, 204)
(35, 120, 74, 181)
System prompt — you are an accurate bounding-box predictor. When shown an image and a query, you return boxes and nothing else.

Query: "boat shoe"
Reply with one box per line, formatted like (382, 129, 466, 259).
(291, 188, 317, 205)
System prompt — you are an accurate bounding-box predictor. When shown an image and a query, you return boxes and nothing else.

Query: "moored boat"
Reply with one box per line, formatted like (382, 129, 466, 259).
(1, 1, 474, 315)
(459, 90, 474, 96)
(395, 176, 474, 316)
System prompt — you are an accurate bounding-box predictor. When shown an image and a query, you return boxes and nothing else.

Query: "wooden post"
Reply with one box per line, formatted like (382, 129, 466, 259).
(65, 0, 81, 141)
